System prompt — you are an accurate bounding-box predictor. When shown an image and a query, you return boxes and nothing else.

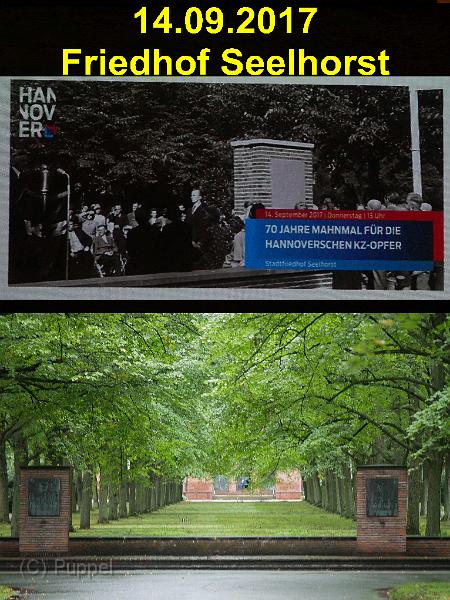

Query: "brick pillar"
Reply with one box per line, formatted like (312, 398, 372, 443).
(275, 470, 304, 500)
(356, 466, 407, 555)
(228, 481, 237, 493)
(183, 477, 214, 500)
(19, 467, 70, 555)
(231, 139, 314, 216)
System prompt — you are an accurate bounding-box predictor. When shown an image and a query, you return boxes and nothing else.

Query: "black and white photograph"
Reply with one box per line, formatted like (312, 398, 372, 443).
(8, 80, 444, 291)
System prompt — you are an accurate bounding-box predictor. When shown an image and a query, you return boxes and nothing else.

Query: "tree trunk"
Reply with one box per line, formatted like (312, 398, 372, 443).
(108, 485, 118, 521)
(312, 473, 322, 507)
(119, 475, 128, 519)
(71, 474, 78, 515)
(425, 352, 445, 535)
(336, 476, 345, 517)
(136, 482, 144, 514)
(321, 475, 328, 511)
(442, 456, 450, 522)
(150, 479, 157, 511)
(93, 473, 99, 510)
(0, 438, 10, 523)
(11, 431, 28, 537)
(303, 478, 310, 503)
(426, 455, 443, 536)
(407, 458, 421, 535)
(128, 481, 137, 516)
(421, 463, 428, 517)
(75, 472, 83, 512)
(79, 468, 93, 530)
(98, 471, 109, 524)
(327, 472, 337, 513)
(342, 465, 354, 519)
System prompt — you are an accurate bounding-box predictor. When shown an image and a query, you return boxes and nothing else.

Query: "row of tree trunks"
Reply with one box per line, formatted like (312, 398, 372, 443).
(75, 466, 183, 529)
(304, 468, 356, 521)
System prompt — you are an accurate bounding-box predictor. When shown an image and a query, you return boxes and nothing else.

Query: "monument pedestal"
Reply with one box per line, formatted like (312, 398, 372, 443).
(19, 467, 70, 555)
(231, 139, 314, 215)
(356, 465, 407, 555)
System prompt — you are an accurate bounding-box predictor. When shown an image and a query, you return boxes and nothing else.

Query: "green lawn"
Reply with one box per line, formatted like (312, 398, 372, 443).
(389, 582, 450, 599)
(69, 501, 356, 537)
(0, 501, 449, 538)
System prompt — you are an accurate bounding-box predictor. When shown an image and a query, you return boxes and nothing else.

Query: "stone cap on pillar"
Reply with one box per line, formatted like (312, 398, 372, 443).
(357, 465, 407, 470)
(20, 466, 70, 470)
(231, 138, 314, 150)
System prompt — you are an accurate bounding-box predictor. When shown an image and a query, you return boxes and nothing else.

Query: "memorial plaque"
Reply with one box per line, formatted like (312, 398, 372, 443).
(28, 477, 60, 517)
(366, 478, 398, 517)
(214, 476, 229, 493)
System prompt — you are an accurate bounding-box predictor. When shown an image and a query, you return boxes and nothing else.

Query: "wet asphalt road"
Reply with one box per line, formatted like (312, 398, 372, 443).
(1, 570, 450, 600)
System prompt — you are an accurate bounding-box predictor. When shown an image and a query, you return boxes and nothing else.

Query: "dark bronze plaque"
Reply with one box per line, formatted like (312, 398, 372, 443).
(28, 477, 60, 517)
(366, 478, 398, 517)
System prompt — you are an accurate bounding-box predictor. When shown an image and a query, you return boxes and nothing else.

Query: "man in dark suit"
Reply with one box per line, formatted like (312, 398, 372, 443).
(159, 206, 192, 273)
(68, 220, 94, 279)
(92, 224, 120, 276)
(185, 189, 209, 266)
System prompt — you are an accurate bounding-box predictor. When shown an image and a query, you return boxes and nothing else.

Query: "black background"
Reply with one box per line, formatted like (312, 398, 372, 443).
(2, 1, 450, 76)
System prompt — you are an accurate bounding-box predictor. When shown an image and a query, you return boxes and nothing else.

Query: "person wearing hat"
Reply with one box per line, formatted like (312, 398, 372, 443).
(93, 204, 106, 228)
(81, 210, 97, 238)
(78, 204, 90, 222)
(366, 198, 382, 211)
(406, 192, 422, 211)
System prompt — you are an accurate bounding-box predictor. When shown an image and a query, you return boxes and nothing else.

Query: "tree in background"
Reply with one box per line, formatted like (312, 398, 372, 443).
(10, 83, 443, 212)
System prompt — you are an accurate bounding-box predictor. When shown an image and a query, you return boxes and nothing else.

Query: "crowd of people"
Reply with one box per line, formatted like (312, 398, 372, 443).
(67, 189, 243, 279)
(315, 192, 439, 290)
(66, 188, 441, 289)
(9, 162, 441, 289)
(225, 191, 441, 291)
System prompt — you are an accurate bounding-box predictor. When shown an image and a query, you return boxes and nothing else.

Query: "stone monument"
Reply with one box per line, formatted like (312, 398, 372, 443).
(19, 467, 71, 555)
(356, 465, 407, 554)
(231, 138, 314, 215)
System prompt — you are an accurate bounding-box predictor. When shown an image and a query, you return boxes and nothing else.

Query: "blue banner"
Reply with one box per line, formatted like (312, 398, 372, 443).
(245, 219, 433, 271)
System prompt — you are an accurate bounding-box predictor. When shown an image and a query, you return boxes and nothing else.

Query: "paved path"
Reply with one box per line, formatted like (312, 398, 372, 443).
(1, 570, 450, 599)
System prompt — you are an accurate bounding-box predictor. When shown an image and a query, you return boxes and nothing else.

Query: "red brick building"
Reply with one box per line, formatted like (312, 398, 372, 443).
(183, 471, 304, 501)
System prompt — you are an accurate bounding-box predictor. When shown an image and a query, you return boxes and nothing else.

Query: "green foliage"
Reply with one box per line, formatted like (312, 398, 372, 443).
(11, 82, 443, 208)
(1, 312, 449, 499)
(203, 313, 450, 482)
(0, 313, 211, 480)
(408, 389, 450, 459)
(0, 586, 14, 600)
